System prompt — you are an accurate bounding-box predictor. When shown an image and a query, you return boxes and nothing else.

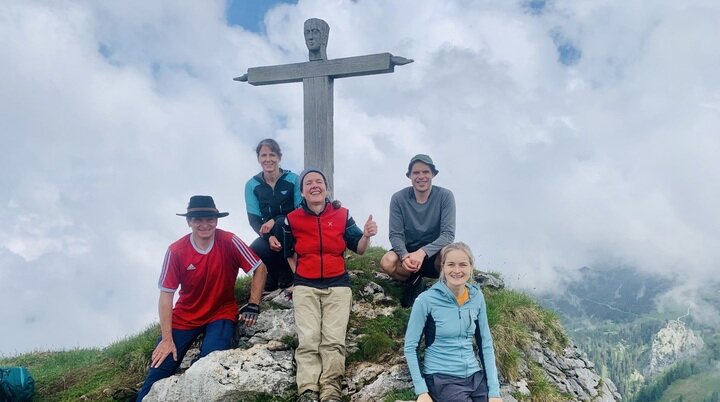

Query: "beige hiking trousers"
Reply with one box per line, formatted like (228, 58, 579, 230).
(293, 285, 352, 401)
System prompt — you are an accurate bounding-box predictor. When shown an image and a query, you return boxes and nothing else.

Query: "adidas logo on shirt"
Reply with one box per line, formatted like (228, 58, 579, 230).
(186, 264, 196, 271)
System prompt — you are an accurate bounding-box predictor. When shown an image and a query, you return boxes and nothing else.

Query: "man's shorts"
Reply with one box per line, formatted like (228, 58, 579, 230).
(408, 250, 440, 279)
(413, 250, 440, 279)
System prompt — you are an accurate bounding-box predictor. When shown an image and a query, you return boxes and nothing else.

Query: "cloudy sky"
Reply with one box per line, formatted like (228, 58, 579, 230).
(1, 0, 719, 355)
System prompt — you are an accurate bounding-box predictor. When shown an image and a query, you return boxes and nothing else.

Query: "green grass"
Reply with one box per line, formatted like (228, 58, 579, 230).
(252, 394, 296, 402)
(485, 289, 569, 384)
(234, 275, 254, 304)
(347, 247, 409, 303)
(0, 325, 159, 401)
(349, 307, 411, 363)
(658, 367, 720, 402)
(105, 325, 161, 375)
(383, 388, 416, 401)
(518, 363, 571, 402)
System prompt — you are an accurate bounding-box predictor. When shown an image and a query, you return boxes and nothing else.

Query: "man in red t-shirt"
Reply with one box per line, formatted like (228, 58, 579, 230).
(136, 195, 267, 401)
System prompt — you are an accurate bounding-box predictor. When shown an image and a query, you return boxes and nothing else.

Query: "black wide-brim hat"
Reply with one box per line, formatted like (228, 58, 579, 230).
(176, 195, 229, 218)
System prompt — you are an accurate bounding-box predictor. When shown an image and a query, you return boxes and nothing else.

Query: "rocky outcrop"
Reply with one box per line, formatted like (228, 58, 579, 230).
(526, 333, 621, 401)
(647, 319, 705, 377)
(142, 273, 621, 402)
(145, 342, 295, 401)
(346, 361, 411, 402)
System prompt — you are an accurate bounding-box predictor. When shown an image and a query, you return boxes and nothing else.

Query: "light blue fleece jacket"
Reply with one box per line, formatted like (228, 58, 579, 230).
(403, 281, 501, 397)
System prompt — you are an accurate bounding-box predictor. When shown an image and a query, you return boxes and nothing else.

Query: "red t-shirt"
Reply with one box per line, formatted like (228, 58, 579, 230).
(158, 229, 260, 329)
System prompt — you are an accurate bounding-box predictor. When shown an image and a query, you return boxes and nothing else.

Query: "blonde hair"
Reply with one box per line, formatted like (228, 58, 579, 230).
(439, 242, 475, 283)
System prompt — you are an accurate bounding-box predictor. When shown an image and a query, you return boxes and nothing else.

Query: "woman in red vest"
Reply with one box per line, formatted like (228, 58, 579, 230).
(273, 168, 377, 402)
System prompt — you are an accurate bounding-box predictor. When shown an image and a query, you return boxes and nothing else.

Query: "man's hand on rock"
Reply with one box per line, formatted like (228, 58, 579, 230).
(239, 303, 260, 327)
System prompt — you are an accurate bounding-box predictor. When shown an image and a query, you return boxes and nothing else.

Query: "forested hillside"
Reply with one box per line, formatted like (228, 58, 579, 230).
(630, 333, 720, 402)
(571, 318, 664, 396)
(537, 265, 720, 400)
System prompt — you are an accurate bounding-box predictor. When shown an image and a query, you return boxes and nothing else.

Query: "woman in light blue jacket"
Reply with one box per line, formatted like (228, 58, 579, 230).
(403, 242, 502, 402)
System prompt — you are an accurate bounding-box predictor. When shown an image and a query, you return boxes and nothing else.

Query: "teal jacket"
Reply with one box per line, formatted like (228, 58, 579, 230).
(403, 281, 500, 397)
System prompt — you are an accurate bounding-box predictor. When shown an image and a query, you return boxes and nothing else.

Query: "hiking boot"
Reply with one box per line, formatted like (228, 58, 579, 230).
(297, 390, 319, 402)
(401, 275, 424, 308)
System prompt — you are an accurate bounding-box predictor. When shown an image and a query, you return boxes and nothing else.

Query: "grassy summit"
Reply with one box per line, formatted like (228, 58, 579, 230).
(1, 247, 570, 402)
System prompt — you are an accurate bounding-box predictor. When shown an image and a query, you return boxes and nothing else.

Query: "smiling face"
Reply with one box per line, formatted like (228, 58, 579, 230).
(409, 161, 434, 194)
(257, 145, 281, 175)
(441, 249, 474, 289)
(301, 172, 327, 205)
(187, 216, 218, 242)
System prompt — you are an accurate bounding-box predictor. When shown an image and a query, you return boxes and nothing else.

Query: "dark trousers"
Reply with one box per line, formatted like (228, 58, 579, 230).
(250, 237, 294, 291)
(425, 371, 488, 402)
(135, 319, 234, 401)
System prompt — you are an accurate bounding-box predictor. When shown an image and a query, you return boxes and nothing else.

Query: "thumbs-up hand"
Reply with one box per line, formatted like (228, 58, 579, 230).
(363, 214, 378, 238)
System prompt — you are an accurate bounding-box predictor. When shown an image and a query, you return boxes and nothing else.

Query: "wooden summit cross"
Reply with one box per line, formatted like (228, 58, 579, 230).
(234, 18, 412, 194)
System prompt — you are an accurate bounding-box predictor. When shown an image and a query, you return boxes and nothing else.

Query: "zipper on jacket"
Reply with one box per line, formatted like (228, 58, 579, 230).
(316, 215, 324, 279)
(264, 171, 285, 217)
(458, 307, 472, 376)
(268, 178, 275, 218)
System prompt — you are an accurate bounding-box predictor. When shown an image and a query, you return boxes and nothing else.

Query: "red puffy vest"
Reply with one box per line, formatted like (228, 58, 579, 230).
(287, 203, 348, 279)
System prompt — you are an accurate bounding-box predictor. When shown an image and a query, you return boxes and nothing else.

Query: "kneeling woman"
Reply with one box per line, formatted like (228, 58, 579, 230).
(403, 242, 502, 402)
(274, 168, 377, 402)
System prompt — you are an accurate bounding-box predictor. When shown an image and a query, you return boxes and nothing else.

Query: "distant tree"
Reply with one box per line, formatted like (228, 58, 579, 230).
(630, 361, 700, 402)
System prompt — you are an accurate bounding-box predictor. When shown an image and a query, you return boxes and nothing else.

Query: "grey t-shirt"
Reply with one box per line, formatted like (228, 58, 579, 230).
(388, 185, 456, 258)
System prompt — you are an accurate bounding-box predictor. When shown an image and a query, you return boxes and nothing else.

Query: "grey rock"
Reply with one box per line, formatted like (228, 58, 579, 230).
(348, 364, 411, 402)
(239, 309, 296, 345)
(375, 272, 392, 281)
(572, 367, 600, 397)
(500, 386, 520, 402)
(648, 319, 704, 377)
(144, 344, 294, 402)
(511, 379, 530, 395)
(352, 301, 396, 319)
(359, 281, 384, 298)
(474, 271, 505, 290)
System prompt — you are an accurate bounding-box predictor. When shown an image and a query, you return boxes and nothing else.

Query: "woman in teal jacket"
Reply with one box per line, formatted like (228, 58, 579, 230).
(244, 138, 301, 291)
(403, 242, 502, 402)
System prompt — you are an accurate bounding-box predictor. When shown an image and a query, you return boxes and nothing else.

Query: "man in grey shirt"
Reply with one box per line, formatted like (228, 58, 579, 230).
(380, 154, 456, 307)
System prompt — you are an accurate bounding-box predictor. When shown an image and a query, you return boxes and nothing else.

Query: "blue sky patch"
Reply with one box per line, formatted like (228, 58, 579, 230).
(225, 0, 297, 32)
(551, 30, 582, 66)
(524, 0, 547, 15)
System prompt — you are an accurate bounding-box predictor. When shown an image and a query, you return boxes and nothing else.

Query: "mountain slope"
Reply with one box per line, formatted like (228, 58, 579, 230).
(1, 248, 619, 402)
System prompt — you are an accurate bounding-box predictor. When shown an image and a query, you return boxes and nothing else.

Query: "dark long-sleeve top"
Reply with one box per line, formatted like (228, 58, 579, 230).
(244, 169, 301, 236)
(388, 185, 456, 258)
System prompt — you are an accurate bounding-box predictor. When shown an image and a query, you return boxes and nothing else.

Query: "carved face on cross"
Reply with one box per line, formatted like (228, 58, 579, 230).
(304, 18, 329, 61)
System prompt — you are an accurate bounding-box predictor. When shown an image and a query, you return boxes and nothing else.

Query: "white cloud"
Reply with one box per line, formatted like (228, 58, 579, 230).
(1, 0, 719, 353)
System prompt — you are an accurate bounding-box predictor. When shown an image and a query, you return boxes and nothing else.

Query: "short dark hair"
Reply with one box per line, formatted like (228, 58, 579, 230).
(255, 138, 282, 158)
